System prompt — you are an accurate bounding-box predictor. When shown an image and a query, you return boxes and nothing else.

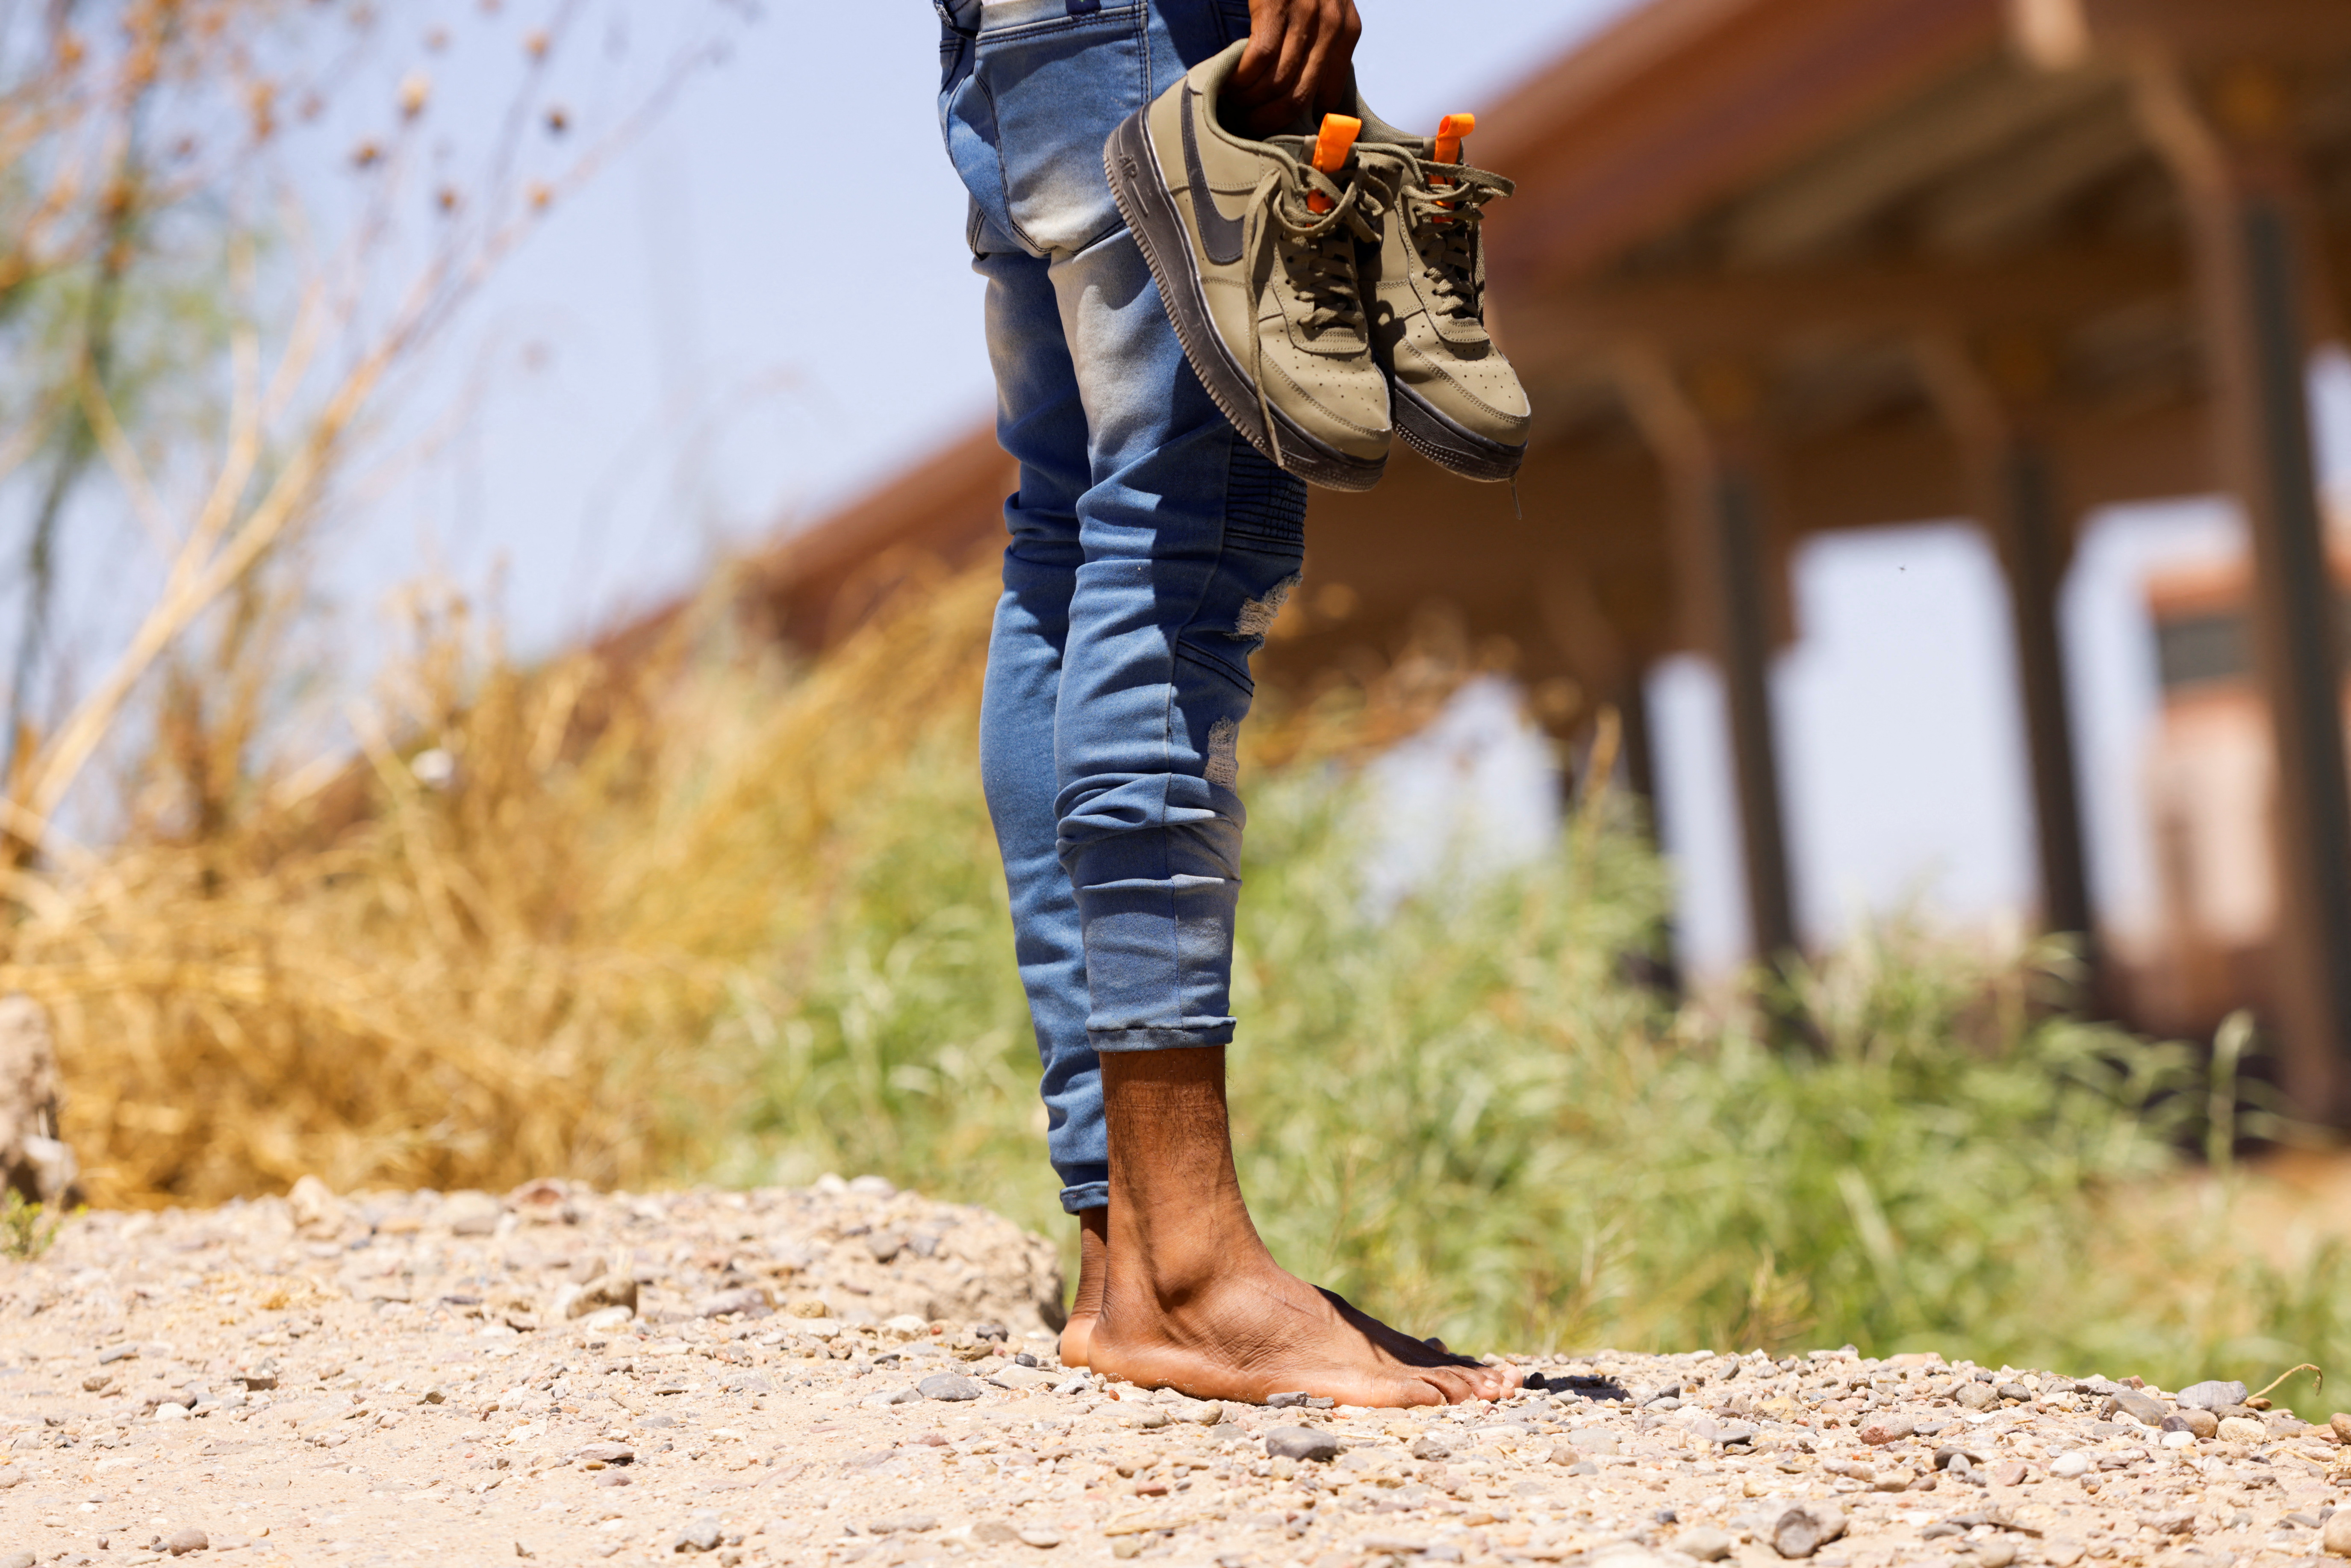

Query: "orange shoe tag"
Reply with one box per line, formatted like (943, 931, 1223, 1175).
(1434, 112, 1475, 166)
(1430, 113, 1476, 218)
(1306, 113, 1361, 213)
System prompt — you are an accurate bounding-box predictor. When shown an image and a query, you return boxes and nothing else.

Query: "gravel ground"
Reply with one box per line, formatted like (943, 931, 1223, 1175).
(4, 1179, 2349, 1568)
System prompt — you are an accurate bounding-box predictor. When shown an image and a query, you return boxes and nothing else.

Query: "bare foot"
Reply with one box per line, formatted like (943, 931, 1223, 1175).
(1087, 1047, 1517, 1408)
(1059, 1208, 1107, 1368)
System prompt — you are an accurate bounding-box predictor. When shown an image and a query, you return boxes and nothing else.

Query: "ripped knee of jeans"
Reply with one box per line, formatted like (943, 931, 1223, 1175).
(1205, 716, 1241, 789)
(1235, 573, 1301, 641)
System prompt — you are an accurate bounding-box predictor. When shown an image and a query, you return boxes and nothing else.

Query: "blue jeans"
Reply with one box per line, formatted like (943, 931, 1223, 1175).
(936, 0, 1309, 1215)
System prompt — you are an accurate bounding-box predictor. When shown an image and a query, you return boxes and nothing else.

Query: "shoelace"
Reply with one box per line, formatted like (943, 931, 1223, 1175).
(1374, 153, 1512, 325)
(1239, 155, 1382, 467)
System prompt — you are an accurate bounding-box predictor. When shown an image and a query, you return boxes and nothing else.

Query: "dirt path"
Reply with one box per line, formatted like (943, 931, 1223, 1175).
(3, 1179, 2347, 1568)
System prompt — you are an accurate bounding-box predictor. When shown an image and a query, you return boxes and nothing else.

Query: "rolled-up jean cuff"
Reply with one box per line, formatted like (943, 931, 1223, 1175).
(1087, 1023, 1235, 1052)
(1059, 1180, 1110, 1214)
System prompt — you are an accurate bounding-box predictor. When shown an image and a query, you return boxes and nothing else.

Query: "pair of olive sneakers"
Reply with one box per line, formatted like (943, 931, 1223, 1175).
(1105, 41, 1530, 492)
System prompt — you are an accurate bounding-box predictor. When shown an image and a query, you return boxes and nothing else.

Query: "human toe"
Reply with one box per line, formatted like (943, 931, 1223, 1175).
(1458, 1364, 1511, 1401)
(1423, 1365, 1489, 1405)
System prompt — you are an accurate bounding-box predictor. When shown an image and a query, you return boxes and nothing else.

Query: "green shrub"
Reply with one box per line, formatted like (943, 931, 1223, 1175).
(709, 727, 2351, 1417)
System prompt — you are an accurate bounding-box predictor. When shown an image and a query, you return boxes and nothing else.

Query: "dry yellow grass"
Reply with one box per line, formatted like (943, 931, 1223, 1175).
(0, 554, 1003, 1206)
(0, 536, 1499, 1212)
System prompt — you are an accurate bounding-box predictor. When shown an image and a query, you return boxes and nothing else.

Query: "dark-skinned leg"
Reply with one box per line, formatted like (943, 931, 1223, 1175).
(1084, 1047, 1516, 1406)
(1060, 1208, 1108, 1367)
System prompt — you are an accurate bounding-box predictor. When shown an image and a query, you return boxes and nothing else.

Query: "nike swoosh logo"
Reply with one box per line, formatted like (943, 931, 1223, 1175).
(1181, 85, 1246, 267)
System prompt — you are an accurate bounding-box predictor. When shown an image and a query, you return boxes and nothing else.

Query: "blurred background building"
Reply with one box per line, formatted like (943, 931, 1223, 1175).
(624, 0, 2351, 1118)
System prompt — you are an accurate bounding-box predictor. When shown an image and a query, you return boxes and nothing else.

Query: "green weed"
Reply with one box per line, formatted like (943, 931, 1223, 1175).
(2, 1190, 67, 1261)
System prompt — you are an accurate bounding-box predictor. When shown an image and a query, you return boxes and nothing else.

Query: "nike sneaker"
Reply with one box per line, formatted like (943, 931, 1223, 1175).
(1355, 111, 1531, 482)
(1104, 41, 1392, 492)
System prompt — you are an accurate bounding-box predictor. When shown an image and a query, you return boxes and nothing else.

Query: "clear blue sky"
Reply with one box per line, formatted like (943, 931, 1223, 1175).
(349, 0, 2351, 973)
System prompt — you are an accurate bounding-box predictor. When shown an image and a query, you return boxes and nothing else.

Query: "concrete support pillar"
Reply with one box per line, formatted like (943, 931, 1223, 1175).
(1916, 334, 2098, 970)
(2138, 59, 2351, 1120)
(1619, 351, 1801, 972)
(1617, 665, 1663, 837)
(1614, 664, 1685, 997)
(1992, 441, 2096, 946)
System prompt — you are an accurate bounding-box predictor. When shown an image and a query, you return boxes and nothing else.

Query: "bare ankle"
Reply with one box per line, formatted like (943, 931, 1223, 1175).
(1069, 1208, 1107, 1317)
(1100, 1047, 1273, 1297)
(1090, 1053, 1517, 1406)
(1058, 1208, 1108, 1366)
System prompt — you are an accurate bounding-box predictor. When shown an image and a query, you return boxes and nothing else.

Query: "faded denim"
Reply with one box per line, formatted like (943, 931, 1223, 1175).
(936, 0, 1308, 1214)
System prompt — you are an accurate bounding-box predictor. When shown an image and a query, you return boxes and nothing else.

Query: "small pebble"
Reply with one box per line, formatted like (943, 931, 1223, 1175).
(919, 1372, 983, 1403)
(868, 1514, 938, 1535)
(163, 1529, 209, 1556)
(1676, 1527, 1733, 1561)
(672, 1518, 723, 1553)
(436, 1192, 502, 1236)
(1263, 1426, 1341, 1462)
(2176, 1379, 2248, 1411)
(1772, 1504, 1846, 1559)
